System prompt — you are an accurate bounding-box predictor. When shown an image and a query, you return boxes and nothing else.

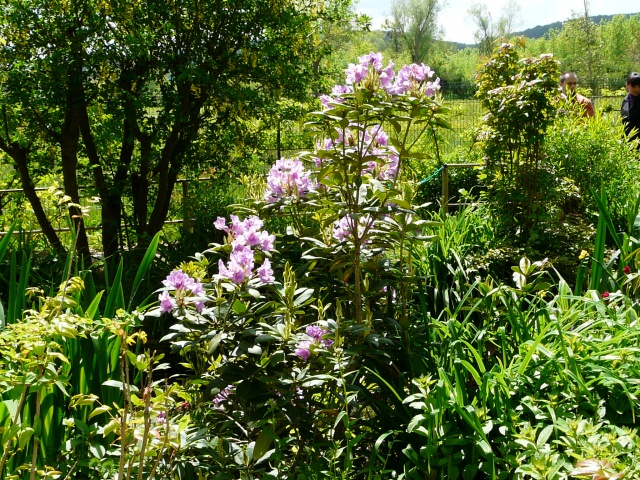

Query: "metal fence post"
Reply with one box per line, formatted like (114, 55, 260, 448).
(442, 163, 449, 215)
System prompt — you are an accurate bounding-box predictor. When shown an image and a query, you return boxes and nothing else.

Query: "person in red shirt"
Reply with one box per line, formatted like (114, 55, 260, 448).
(559, 72, 595, 118)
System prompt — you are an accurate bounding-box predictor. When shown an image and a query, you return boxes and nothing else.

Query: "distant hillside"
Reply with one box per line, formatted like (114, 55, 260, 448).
(514, 12, 639, 39)
(446, 12, 639, 50)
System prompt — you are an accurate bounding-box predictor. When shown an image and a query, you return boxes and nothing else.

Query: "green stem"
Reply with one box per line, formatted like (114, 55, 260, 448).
(29, 383, 43, 480)
(148, 380, 171, 479)
(0, 381, 30, 477)
(137, 354, 154, 480)
(117, 342, 130, 479)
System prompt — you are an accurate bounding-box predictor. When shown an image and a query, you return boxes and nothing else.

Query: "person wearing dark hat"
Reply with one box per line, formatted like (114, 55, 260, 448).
(621, 72, 640, 144)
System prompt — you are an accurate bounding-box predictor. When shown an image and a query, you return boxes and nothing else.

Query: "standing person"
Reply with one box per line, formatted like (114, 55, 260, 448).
(559, 72, 595, 118)
(621, 72, 640, 144)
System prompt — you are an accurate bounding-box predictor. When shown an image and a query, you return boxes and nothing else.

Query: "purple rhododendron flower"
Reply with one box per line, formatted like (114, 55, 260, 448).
(332, 84, 353, 96)
(320, 94, 334, 108)
(295, 325, 334, 362)
(159, 291, 176, 313)
(219, 245, 254, 284)
(333, 214, 373, 243)
(159, 269, 205, 313)
(215, 215, 276, 285)
(319, 85, 353, 110)
(345, 52, 395, 89)
(295, 340, 312, 362)
(214, 216, 228, 232)
(306, 325, 334, 347)
(386, 63, 440, 97)
(345, 63, 367, 85)
(257, 258, 275, 284)
(359, 51, 383, 70)
(163, 270, 197, 290)
(265, 157, 315, 203)
(316, 124, 399, 181)
(212, 386, 235, 410)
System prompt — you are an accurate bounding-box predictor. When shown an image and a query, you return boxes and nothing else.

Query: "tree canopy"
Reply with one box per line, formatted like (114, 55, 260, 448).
(0, 0, 353, 263)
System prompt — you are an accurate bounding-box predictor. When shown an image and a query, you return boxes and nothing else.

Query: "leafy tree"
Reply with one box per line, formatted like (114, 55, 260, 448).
(386, 0, 443, 63)
(0, 0, 340, 265)
(468, 3, 494, 56)
(475, 40, 560, 241)
(545, 7, 604, 92)
(599, 14, 640, 81)
(468, 0, 522, 57)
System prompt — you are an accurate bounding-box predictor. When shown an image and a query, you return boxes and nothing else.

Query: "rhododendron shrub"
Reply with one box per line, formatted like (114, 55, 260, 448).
(150, 52, 449, 478)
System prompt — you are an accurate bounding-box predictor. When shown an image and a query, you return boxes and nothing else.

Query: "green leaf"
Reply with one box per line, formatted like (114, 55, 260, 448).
(89, 443, 106, 459)
(253, 430, 272, 463)
(89, 405, 112, 420)
(18, 427, 34, 450)
(232, 299, 247, 314)
(536, 424, 554, 447)
(104, 258, 124, 318)
(127, 232, 161, 310)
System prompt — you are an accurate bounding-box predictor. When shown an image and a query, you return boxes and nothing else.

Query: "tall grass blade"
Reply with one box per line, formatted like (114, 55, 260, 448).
(590, 194, 607, 292)
(591, 188, 623, 250)
(104, 258, 124, 319)
(0, 220, 17, 265)
(127, 231, 161, 311)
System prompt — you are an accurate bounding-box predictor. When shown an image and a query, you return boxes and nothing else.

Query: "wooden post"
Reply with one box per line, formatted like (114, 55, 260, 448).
(182, 180, 191, 231)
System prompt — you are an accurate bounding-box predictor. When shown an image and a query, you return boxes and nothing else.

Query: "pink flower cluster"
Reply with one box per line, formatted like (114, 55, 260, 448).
(333, 214, 374, 243)
(212, 385, 235, 410)
(315, 125, 399, 181)
(360, 127, 399, 180)
(265, 157, 315, 203)
(295, 325, 334, 362)
(159, 270, 205, 313)
(345, 52, 395, 89)
(321, 52, 440, 105)
(214, 215, 276, 285)
(320, 84, 353, 108)
(386, 63, 440, 96)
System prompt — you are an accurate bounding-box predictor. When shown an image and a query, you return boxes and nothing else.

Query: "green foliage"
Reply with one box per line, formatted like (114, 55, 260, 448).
(0, 0, 342, 262)
(387, 0, 443, 63)
(144, 53, 451, 478)
(405, 257, 640, 478)
(475, 40, 560, 242)
(545, 111, 640, 230)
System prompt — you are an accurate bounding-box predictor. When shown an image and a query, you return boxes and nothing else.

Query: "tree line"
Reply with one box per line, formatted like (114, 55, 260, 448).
(0, 0, 637, 267)
(338, 0, 640, 91)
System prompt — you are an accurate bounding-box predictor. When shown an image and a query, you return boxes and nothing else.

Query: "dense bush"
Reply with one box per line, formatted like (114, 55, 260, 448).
(3, 51, 640, 480)
(545, 109, 640, 230)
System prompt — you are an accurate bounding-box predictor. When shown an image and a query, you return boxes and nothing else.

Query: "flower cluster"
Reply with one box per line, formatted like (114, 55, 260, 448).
(387, 63, 440, 96)
(215, 215, 276, 285)
(333, 214, 374, 243)
(361, 127, 399, 180)
(212, 385, 235, 410)
(315, 125, 399, 181)
(345, 52, 395, 91)
(320, 84, 353, 108)
(295, 325, 334, 362)
(320, 52, 440, 105)
(155, 411, 167, 425)
(265, 157, 315, 203)
(158, 270, 205, 313)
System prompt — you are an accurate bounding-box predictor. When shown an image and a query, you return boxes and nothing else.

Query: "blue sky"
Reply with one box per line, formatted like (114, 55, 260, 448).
(354, 0, 639, 44)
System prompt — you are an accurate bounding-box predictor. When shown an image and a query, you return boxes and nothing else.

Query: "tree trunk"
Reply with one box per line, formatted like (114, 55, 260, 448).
(1, 141, 66, 255)
(60, 105, 92, 267)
